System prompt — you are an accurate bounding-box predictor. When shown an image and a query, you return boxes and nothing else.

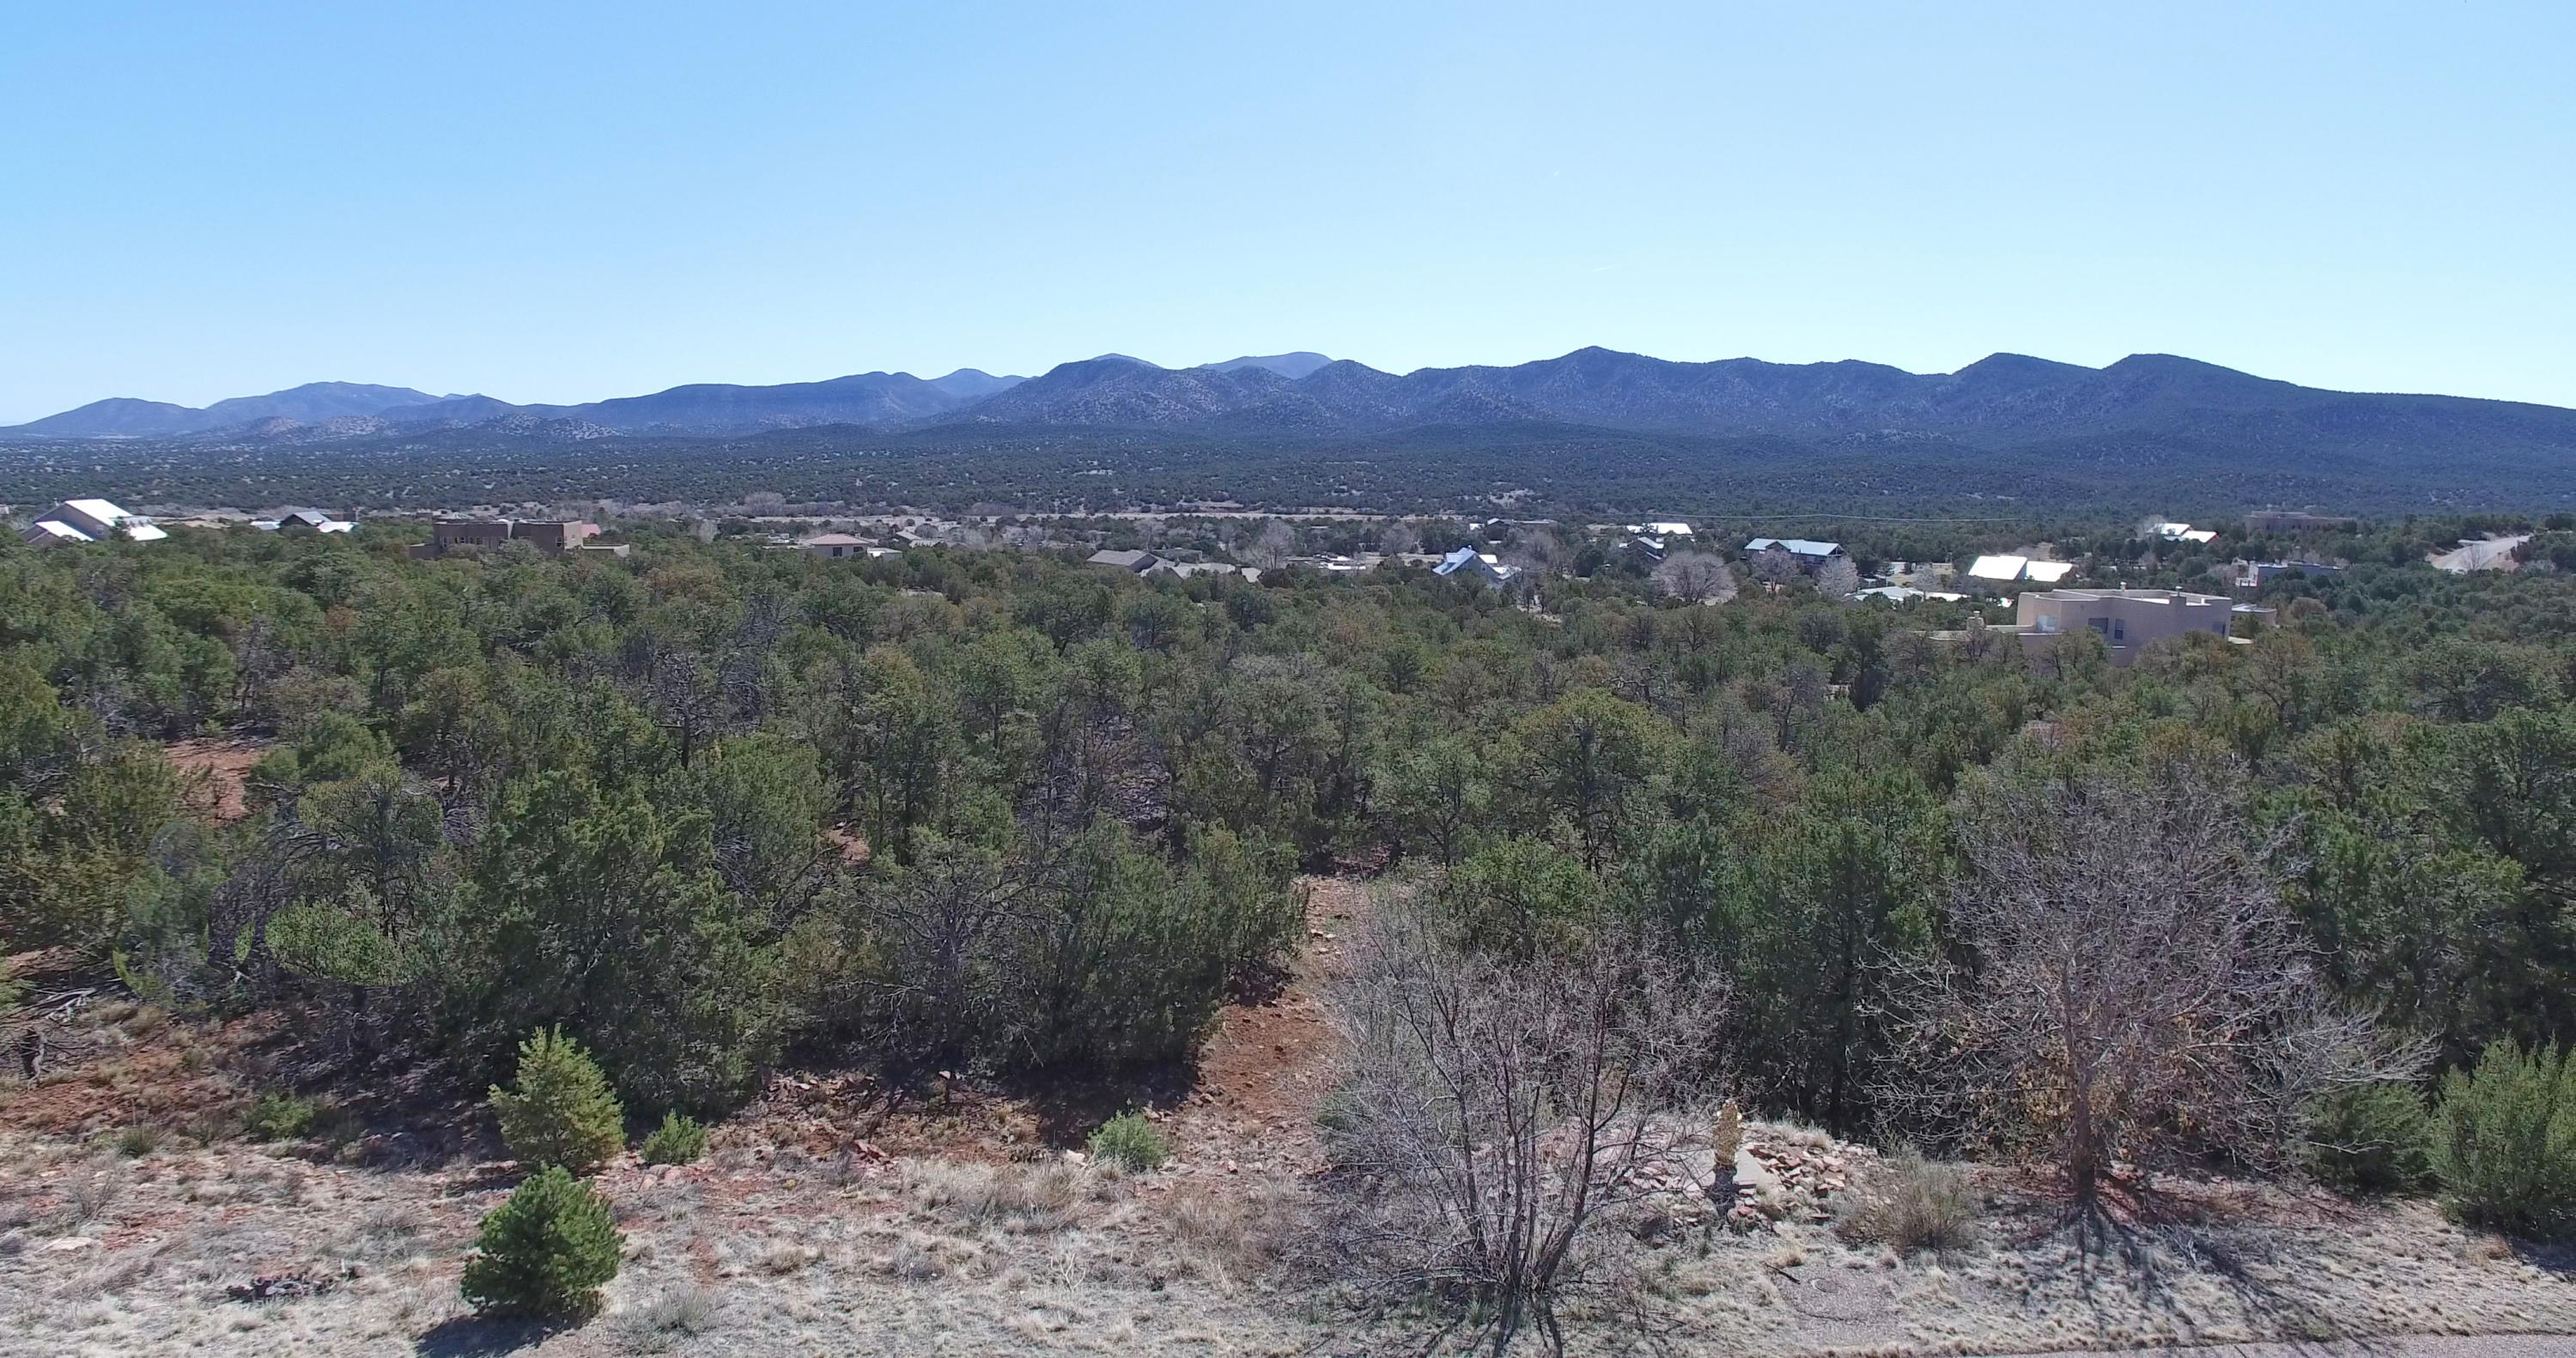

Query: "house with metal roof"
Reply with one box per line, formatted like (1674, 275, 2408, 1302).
(1967, 555, 2075, 584)
(1745, 537, 1844, 561)
(1085, 549, 1168, 574)
(21, 498, 167, 546)
(1433, 545, 1522, 585)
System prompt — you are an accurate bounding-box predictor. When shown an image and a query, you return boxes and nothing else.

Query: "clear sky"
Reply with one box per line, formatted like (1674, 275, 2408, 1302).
(3, 1, 2571, 422)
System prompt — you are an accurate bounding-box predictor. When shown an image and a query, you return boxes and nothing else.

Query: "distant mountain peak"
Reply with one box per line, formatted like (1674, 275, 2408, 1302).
(925, 368, 1026, 402)
(4, 382, 444, 438)
(1198, 352, 1333, 379)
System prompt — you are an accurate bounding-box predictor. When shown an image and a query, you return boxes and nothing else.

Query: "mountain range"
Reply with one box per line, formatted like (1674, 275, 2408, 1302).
(10, 349, 2576, 476)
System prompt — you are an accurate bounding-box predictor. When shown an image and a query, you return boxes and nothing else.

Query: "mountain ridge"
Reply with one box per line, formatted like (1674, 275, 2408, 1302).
(9, 352, 2573, 482)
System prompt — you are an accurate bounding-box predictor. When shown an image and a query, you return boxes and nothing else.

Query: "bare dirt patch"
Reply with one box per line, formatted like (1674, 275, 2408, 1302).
(166, 736, 274, 824)
(1156, 875, 1364, 1179)
(0, 998, 285, 1143)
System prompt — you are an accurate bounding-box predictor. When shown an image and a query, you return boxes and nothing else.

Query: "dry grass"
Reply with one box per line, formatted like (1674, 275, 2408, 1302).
(904, 1159, 1094, 1234)
(618, 1280, 725, 1352)
(3, 1124, 2575, 1358)
(1834, 1151, 1978, 1255)
(68, 1156, 126, 1224)
(1165, 1185, 1290, 1277)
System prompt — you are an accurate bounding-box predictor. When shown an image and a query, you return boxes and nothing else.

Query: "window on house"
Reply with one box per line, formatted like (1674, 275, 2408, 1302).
(2087, 617, 2110, 634)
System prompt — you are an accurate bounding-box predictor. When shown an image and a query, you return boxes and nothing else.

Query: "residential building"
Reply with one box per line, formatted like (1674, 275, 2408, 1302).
(1085, 549, 1168, 574)
(799, 532, 874, 560)
(1966, 555, 2074, 585)
(264, 508, 354, 533)
(511, 520, 602, 554)
(416, 520, 511, 556)
(1433, 545, 1522, 585)
(21, 498, 167, 546)
(410, 518, 605, 559)
(1743, 538, 1844, 574)
(1163, 561, 1258, 581)
(22, 519, 94, 547)
(2010, 588, 2271, 666)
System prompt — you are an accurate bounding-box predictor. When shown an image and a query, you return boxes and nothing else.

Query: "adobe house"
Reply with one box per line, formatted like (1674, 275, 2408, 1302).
(412, 519, 602, 559)
(2010, 588, 2272, 666)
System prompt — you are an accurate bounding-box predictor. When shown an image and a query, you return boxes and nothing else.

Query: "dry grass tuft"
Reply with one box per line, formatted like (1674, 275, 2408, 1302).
(1167, 1185, 1289, 1276)
(887, 1235, 946, 1281)
(1835, 1151, 1978, 1255)
(759, 1240, 821, 1274)
(620, 1281, 725, 1353)
(905, 1160, 1087, 1233)
(331, 1203, 426, 1260)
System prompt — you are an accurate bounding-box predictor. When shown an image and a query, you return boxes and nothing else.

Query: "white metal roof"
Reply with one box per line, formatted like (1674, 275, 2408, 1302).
(2020, 561, 2075, 583)
(1746, 537, 1841, 557)
(1968, 554, 2028, 581)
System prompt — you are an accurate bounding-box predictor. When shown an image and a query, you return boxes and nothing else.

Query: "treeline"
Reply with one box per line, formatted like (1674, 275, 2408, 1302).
(1, 519, 2571, 1143)
(11, 415, 2573, 518)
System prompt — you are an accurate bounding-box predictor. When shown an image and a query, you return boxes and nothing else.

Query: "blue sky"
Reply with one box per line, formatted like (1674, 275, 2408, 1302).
(3, 1, 2571, 421)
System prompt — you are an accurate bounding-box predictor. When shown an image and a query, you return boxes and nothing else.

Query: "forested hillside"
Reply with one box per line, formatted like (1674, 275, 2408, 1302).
(4, 521, 2570, 1127)
(8, 415, 2567, 517)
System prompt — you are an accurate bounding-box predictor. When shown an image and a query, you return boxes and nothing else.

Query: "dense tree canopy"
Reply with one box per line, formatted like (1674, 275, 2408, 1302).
(2, 513, 2570, 1139)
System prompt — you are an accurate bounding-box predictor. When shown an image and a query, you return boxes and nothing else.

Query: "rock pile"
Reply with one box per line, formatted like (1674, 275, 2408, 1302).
(1725, 1134, 1865, 1227)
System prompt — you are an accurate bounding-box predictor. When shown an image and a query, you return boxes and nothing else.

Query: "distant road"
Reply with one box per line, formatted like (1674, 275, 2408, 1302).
(2428, 534, 2532, 573)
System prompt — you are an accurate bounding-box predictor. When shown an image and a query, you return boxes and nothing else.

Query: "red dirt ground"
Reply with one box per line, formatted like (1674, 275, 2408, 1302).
(701, 875, 1371, 1173)
(0, 1001, 286, 1139)
(0, 875, 1378, 1176)
(164, 736, 274, 823)
(1157, 875, 1367, 1178)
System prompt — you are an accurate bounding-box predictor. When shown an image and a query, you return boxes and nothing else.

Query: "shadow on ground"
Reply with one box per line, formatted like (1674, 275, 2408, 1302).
(413, 1315, 566, 1356)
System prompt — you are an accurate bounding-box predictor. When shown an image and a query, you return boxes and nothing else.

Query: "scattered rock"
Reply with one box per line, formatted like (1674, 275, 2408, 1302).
(227, 1271, 337, 1302)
